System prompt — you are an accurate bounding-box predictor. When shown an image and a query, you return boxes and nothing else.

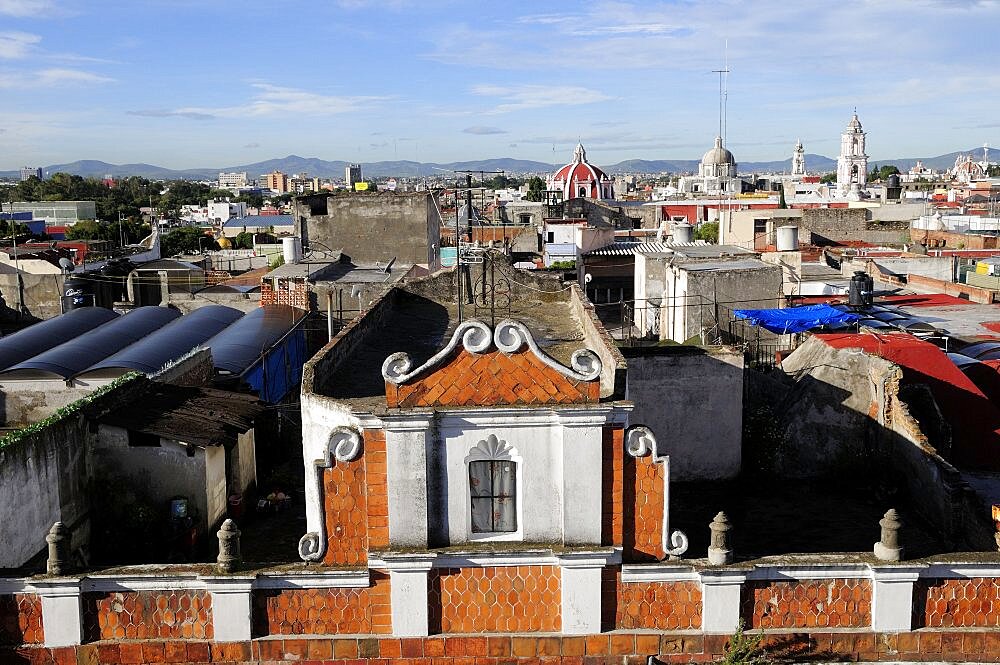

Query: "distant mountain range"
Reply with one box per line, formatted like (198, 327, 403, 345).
(0, 147, 986, 181)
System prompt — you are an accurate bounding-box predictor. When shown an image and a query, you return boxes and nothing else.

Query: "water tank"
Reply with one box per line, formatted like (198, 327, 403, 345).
(672, 223, 694, 243)
(848, 271, 874, 308)
(776, 225, 799, 251)
(63, 275, 94, 309)
(282, 237, 302, 265)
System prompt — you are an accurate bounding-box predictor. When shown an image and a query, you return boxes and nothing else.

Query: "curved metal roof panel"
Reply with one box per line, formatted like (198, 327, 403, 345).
(957, 341, 1000, 359)
(0, 307, 119, 372)
(1, 306, 182, 379)
(205, 304, 305, 376)
(78, 305, 244, 377)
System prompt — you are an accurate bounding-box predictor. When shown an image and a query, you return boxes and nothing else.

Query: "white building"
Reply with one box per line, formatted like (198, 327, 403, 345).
(677, 137, 742, 195)
(207, 200, 247, 223)
(218, 172, 248, 190)
(836, 113, 868, 198)
(792, 139, 806, 176)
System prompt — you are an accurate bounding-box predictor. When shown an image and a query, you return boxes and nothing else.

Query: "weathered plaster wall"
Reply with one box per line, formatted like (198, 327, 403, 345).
(0, 381, 94, 427)
(623, 346, 744, 480)
(293, 192, 440, 269)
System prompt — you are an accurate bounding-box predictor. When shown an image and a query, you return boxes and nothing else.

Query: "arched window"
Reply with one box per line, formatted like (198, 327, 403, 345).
(466, 435, 521, 536)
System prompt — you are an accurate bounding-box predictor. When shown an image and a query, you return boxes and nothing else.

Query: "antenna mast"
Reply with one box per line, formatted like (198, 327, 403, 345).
(712, 56, 730, 145)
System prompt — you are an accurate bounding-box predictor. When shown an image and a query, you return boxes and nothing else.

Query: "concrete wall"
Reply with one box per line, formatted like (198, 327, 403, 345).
(842, 255, 955, 282)
(624, 346, 744, 480)
(0, 413, 90, 568)
(166, 292, 261, 313)
(91, 425, 212, 532)
(293, 192, 440, 269)
(0, 273, 64, 321)
(0, 381, 95, 427)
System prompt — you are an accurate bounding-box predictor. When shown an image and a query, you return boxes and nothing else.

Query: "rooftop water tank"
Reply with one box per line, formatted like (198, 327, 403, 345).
(282, 236, 302, 265)
(776, 225, 799, 252)
(672, 223, 693, 243)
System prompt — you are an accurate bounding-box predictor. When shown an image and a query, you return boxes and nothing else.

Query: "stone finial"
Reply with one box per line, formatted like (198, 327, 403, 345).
(46, 522, 70, 576)
(216, 519, 242, 574)
(707, 512, 734, 565)
(874, 509, 903, 561)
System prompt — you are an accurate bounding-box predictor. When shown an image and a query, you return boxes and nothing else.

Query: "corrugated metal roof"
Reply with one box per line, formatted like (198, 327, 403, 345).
(0, 307, 120, 372)
(78, 305, 244, 378)
(222, 215, 293, 227)
(0, 306, 181, 379)
(205, 304, 305, 376)
(584, 240, 710, 256)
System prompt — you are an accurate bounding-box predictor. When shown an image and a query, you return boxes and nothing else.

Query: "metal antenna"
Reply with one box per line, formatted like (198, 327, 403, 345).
(712, 62, 730, 144)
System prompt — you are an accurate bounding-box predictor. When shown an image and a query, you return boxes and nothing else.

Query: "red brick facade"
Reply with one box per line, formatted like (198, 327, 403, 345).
(918, 577, 1000, 627)
(386, 348, 600, 408)
(252, 573, 392, 637)
(741, 579, 872, 629)
(16, 631, 1000, 664)
(81, 590, 213, 641)
(428, 566, 561, 633)
(260, 277, 309, 310)
(322, 445, 368, 567)
(616, 578, 703, 630)
(601, 426, 624, 547)
(0, 593, 42, 646)
(624, 453, 665, 561)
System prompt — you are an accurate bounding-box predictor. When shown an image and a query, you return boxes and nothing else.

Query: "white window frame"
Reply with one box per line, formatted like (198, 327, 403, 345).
(464, 434, 523, 542)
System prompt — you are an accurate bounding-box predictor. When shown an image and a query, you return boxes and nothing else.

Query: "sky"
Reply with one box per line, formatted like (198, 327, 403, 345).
(3, 0, 1000, 170)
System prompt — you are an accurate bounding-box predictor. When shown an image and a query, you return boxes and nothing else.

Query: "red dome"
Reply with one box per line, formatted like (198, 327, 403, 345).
(549, 143, 613, 200)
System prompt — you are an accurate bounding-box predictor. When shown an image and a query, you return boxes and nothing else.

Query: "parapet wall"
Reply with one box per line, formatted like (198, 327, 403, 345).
(7, 558, 1000, 662)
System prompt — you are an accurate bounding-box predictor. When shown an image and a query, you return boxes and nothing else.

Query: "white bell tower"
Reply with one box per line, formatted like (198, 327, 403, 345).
(836, 111, 868, 197)
(792, 139, 805, 176)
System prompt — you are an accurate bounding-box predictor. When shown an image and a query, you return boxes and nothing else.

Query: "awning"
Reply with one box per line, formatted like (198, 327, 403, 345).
(734, 304, 860, 334)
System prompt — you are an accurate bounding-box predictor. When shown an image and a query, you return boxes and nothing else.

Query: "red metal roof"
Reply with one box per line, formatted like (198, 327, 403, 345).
(817, 332, 1000, 469)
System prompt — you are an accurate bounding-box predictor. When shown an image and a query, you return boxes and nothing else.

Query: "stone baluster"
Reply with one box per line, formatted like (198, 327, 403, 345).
(874, 509, 903, 561)
(707, 512, 733, 565)
(46, 522, 70, 576)
(216, 519, 242, 574)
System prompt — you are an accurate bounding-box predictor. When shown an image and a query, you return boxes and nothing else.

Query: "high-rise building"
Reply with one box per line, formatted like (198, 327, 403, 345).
(261, 170, 290, 194)
(345, 164, 362, 187)
(19, 167, 42, 182)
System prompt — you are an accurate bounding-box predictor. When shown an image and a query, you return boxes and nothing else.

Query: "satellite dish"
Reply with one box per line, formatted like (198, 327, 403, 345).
(58, 257, 75, 273)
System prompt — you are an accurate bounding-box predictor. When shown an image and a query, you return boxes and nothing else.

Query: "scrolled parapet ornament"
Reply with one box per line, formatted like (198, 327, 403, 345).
(493, 319, 602, 382)
(298, 425, 363, 562)
(382, 319, 492, 384)
(624, 424, 688, 559)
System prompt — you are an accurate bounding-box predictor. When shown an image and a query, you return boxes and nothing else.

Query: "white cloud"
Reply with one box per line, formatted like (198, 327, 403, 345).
(0, 32, 41, 60)
(463, 126, 508, 135)
(0, 67, 113, 88)
(0, 0, 54, 17)
(471, 84, 612, 114)
(134, 83, 391, 120)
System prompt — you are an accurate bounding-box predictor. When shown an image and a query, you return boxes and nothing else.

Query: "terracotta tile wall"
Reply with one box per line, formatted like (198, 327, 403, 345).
(322, 437, 369, 567)
(387, 348, 599, 408)
(252, 572, 392, 637)
(0, 594, 43, 645)
(428, 566, 561, 633)
(81, 590, 213, 641)
(365, 429, 388, 551)
(741, 579, 872, 629)
(601, 426, 623, 547)
(623, 454, 665, 562)
(917, 577, 1000, 627)
(617, 578, 703, 630)
(260, 278, 309, 310)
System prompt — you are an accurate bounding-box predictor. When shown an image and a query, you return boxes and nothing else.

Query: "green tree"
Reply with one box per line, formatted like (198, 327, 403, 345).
(819, 172, 837, 184)
(525, 176, 546, 202)
(694, 221, 719, 243)
(161, 227, 216, 256)
(233, 231, 254, 249)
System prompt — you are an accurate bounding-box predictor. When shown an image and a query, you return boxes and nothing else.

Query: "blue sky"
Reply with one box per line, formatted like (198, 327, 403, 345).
(3, 0, 1000, 169)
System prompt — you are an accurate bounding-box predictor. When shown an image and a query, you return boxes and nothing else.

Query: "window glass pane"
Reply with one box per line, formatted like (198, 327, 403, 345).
(469, 461, 492, 497)
(471, 497, 493, 532)
(494, 461, 515, 497)
(494, 496, 517, 532)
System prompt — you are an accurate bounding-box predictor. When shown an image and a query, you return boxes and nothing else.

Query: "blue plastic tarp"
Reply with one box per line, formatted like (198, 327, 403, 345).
(733, 304, 860, 334)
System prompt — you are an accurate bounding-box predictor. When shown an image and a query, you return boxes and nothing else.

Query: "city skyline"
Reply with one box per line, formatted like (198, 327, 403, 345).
(3, 0, 1000, 170)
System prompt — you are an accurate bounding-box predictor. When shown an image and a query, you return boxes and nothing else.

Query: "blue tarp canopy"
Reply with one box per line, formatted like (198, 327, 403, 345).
(733, 304, 860, 334)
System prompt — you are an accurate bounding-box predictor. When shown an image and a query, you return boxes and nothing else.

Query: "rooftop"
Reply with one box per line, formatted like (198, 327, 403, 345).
(97, 383, 264, 447)
(310, 265, 610, 414)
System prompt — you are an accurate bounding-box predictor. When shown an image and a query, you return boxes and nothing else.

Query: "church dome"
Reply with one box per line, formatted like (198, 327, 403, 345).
(550, 143, 613, 200)
(701, 136, 735, 166)
(846, 113, 863, 132)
